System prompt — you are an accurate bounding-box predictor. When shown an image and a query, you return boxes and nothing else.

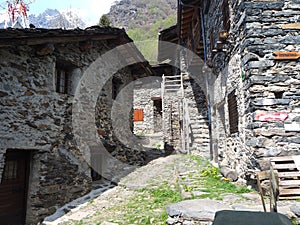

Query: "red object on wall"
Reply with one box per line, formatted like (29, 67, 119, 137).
(134, 109, 144, 122)
(255, 112, 288, 121)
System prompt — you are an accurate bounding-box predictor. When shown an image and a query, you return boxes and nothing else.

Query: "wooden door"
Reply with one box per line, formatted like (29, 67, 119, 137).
(0, 150, 30, 225)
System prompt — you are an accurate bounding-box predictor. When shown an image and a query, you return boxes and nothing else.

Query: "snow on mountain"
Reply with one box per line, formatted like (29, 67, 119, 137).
(0, 8, 87, 29)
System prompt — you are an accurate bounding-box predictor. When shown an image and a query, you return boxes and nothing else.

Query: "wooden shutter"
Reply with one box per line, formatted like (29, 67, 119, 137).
(134, 109, 144, 122)
(227, 90, 238, 134)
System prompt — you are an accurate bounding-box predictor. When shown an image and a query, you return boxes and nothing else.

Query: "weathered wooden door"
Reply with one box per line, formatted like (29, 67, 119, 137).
(0, 150, 30, 225)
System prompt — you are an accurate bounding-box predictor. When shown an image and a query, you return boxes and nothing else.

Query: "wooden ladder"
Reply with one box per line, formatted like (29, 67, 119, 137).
(270, 156, 300, 200)
(161, 74, 184, 145)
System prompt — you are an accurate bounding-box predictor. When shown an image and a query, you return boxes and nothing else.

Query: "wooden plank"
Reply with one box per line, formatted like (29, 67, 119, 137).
(272, 163, 297, 169)
(278, 172, 300, 178)
(279, 196, 300, 200)
(165, 80, 181, 83)
(273, 51, 300, 60)
(269, 165, 279, 212)
(280, 188, 300, 195)
(282, 23, 300, 30)
(279, 180, 300, 186)
(270, 156, 294, 162)
(164, 75, 181, 78)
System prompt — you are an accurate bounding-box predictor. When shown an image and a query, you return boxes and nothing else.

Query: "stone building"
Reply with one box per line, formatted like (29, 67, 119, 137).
(133, 64, 175, 136)
(159, 0, 300, 179)
(204, 0, 300, 177)
(0, 27, 151, 224)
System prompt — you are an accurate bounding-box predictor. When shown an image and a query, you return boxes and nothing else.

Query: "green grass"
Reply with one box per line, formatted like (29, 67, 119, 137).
(179, 158, 252, 201)
(127, 16, 176, 64)
(199, 165, 251, 199)
(291, 220, 297, 225)
(89, 182, 182, 224)
(75, 221, 83, 225)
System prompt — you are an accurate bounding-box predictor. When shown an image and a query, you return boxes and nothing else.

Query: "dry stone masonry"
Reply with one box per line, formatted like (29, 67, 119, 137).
(0, 27, 151, 224)
(205, 0, 300, 177)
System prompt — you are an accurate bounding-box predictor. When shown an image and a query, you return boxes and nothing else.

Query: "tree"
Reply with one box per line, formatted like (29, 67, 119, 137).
(99, 15, 111, 27)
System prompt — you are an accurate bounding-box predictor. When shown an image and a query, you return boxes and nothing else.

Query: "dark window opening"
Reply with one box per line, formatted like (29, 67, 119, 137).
(227, 90, 238, 134)
(55, 60, 76, 95)
(56, 69, 72, 94)
(91, 168, 102, 181)
(274, 91, 284, 99)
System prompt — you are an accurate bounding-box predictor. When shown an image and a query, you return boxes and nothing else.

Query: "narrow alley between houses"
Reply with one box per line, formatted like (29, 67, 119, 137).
(42, 153, 300, 225)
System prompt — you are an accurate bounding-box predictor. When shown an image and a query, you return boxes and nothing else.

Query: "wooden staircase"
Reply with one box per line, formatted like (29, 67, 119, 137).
(270, 156, 300, 200)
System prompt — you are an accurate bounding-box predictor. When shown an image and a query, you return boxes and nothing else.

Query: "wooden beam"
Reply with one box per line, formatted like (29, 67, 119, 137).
(279, 180, 300, 186)
(278, 172, 300, 178)
(273, 51, 300, 60)
(280, 188, 300, 195)
(270, 156, 294, 162)
(0, 34, 119, 47)
(272, 163, 297, 169)
(282, 23, 300, 30)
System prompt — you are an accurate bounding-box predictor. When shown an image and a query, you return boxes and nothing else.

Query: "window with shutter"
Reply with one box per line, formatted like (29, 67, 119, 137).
(134, 109, 144, 122)
(227, 90, 238, 134)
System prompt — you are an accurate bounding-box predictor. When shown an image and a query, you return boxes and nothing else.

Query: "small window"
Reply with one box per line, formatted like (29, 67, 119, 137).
(3, 160, 18, 181)
(56, 68, 72, 94)
(227, 90, 238, 134)
(134, 109, 144, 122)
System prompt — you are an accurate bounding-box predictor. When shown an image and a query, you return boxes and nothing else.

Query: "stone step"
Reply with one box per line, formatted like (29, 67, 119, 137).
(192, 133, 210, 139)
(191, 141, 210, 146)
(190, 120, 208, 125)
(190, 123, 209, 129)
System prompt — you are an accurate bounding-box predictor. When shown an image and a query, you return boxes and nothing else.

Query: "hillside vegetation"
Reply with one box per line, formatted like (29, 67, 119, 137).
(107, 0, 177, 64)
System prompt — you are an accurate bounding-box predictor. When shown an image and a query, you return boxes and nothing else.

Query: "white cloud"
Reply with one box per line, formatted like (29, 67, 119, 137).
(87, 0, 115, 24)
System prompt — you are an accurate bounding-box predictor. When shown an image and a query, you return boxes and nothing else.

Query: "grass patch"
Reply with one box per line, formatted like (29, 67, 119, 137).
(199, 165, 252, 199)
(179, 158, 252, 201)
(89, 182, 182, 224)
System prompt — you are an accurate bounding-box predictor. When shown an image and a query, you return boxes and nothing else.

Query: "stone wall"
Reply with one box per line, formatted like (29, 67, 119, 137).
(0, 29, 146, 224)
(0, 42, 92, 223)
(133, 77, 162, 135)
(206, 0, 300, 177)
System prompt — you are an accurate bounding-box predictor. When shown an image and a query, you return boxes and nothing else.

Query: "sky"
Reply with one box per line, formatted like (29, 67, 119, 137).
(29, 0, 117, 25)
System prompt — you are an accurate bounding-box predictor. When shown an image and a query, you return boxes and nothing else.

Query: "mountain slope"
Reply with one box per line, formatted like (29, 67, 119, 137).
(108, 0, 176, 31)
(107, 0, 177, 63)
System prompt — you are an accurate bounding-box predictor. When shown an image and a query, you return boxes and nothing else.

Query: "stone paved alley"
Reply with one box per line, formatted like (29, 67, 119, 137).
(42, 154, 300, 225)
